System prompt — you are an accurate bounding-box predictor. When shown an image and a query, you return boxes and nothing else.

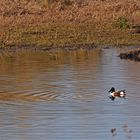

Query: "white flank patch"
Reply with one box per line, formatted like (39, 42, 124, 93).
(120, 91, 125, 97)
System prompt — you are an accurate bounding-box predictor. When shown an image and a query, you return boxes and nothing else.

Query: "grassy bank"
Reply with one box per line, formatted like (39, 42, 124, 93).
(0, 0, 140, 49)
(1, 23, 140, 49)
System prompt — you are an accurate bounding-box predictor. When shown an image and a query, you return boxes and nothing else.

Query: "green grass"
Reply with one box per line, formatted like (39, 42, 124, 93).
(0, 23, 140, 49)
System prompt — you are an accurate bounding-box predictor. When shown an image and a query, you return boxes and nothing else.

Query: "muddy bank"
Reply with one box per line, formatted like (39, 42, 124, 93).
(1, 42, 140, 53)
(0, 43, 97, 51)
(1, 42, 139, 52)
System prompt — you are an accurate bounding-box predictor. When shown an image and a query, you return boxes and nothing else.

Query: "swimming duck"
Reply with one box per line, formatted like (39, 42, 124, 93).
(108, 87, 126, 100)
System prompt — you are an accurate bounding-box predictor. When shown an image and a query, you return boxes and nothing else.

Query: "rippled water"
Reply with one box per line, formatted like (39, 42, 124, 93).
(0, 48, 140, 140)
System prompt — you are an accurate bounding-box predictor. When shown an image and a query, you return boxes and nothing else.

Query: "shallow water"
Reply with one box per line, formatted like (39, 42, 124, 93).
(0, 48, 140, 140)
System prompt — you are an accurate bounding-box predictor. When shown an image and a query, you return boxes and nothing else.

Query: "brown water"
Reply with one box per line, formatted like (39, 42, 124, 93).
(0, 48, 140, 140)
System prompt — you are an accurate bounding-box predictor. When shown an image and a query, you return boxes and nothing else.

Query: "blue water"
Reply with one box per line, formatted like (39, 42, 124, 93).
(0, 48, 140, 140)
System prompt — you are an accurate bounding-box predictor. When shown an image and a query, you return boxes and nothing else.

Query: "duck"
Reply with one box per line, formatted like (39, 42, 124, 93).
(108, 87, 126, 100)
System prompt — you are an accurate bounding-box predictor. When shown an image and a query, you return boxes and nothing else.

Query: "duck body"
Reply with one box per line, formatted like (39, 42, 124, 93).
(108, 87, 126, 100)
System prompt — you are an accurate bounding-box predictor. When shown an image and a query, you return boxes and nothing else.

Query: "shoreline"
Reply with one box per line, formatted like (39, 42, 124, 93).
(0, 43, 140, 63)
(0, 42, 139, 52)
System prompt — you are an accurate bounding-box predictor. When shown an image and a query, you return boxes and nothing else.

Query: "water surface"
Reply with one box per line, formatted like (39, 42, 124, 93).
(0, 48, 140, 140)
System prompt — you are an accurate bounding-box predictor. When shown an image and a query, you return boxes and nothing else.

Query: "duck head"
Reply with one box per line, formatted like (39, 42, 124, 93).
(108, 87, 115, 93)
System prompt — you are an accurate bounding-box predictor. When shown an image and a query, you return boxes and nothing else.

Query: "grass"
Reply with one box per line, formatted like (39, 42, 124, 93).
(0, 23, 140, 49)
(0, 0, 140, 49)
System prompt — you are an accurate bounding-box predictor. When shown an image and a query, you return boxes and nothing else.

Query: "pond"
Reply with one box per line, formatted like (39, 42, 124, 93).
(0, 48, 140, 140)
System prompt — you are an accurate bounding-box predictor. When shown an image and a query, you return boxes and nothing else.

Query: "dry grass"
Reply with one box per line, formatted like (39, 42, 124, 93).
(0, 0, 140, 27)
(1, 23, 140, 49)
(0, 0, 140, 48)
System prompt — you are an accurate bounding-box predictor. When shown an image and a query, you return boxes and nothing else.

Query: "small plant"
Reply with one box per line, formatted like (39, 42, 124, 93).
(118, 17, 130, 29)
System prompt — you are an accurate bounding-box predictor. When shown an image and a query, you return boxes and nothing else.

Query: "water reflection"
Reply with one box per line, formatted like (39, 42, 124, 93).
(0, 49, 140, 140)
(0, 49, 102, 101)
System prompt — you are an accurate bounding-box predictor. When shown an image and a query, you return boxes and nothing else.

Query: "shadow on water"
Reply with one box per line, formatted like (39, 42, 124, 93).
(0, 48, 140, 140)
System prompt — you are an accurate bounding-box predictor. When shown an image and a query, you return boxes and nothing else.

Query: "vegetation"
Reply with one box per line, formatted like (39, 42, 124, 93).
(118, 17, 129, 29)
(1, 23, 140, 50)
(0, 0, 140, 49)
